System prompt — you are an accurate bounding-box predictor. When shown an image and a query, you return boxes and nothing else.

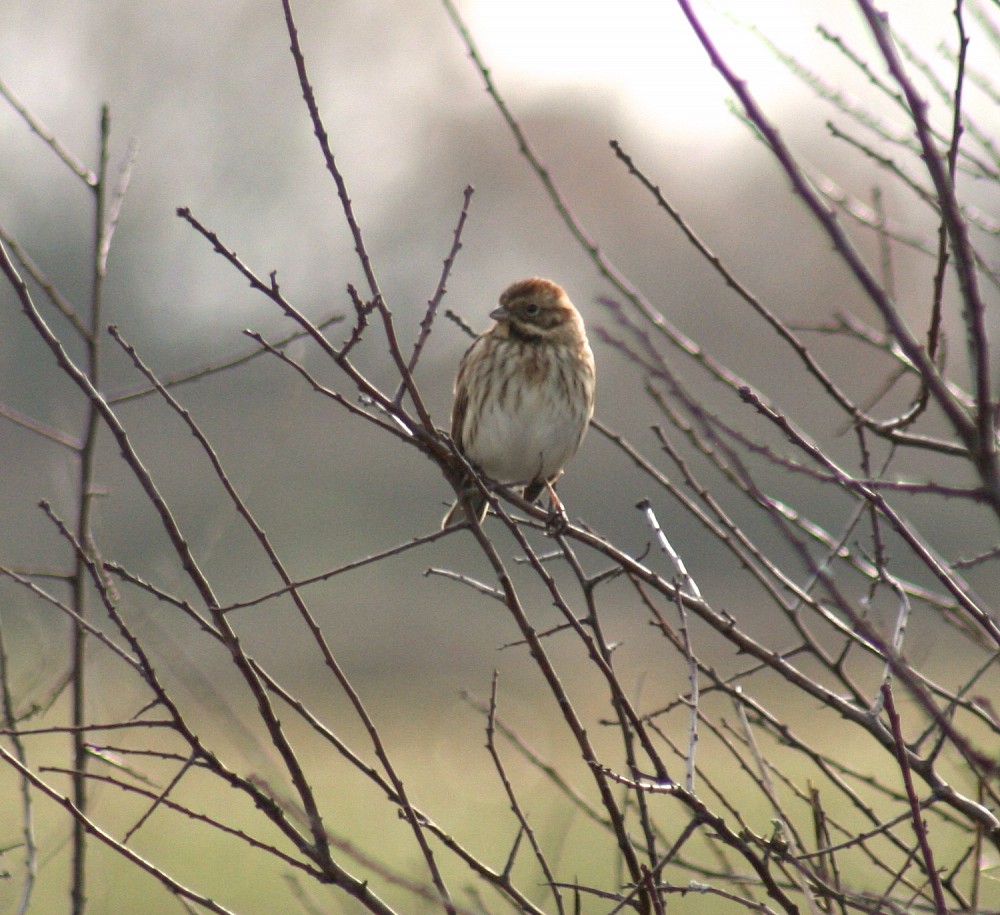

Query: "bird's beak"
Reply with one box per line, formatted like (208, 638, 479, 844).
(489, 304, 509, 322)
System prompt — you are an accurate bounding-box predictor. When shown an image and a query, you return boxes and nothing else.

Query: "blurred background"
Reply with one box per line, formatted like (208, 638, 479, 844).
(2, 1, 998, 912)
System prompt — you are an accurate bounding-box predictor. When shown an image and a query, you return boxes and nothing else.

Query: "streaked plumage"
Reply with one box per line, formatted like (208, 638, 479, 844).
(442, 277, 595, 527)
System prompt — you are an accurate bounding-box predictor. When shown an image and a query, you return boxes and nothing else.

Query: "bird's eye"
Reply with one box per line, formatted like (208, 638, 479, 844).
(524, 302, 540, 316)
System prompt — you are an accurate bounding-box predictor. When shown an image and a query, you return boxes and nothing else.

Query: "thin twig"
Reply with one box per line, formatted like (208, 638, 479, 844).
(394, 184, 474, 406)
(881, 684, 949, 913)
(0, 77, 96, 184)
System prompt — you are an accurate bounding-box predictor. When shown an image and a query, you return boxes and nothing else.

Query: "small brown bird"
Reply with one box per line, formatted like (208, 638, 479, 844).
(442, 277, 596, 528)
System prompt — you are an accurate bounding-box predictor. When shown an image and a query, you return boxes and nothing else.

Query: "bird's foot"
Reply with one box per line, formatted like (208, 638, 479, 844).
(543, 481, 569, 533)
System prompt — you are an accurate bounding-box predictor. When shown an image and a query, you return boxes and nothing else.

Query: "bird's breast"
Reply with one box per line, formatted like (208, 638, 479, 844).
(461, 371, 590, 485)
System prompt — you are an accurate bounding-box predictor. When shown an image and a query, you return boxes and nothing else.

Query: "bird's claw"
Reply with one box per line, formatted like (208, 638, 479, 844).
(544, 503, 570, 534)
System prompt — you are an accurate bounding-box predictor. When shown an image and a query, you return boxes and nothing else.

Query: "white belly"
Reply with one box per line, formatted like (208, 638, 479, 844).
(466, 383, 587, 485)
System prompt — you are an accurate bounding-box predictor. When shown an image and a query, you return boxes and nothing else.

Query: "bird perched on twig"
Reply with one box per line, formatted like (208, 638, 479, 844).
(442, 277, 596, 528)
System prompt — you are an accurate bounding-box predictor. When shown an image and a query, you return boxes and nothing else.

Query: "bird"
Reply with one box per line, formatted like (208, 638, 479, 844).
(442, 277, 596, 528)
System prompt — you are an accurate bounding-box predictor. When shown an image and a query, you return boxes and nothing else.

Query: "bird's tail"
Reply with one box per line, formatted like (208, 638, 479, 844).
(441, 492, 488, 529)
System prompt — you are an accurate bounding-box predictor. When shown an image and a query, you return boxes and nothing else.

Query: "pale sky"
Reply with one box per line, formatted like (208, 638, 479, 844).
(464, 0, 971, 137)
